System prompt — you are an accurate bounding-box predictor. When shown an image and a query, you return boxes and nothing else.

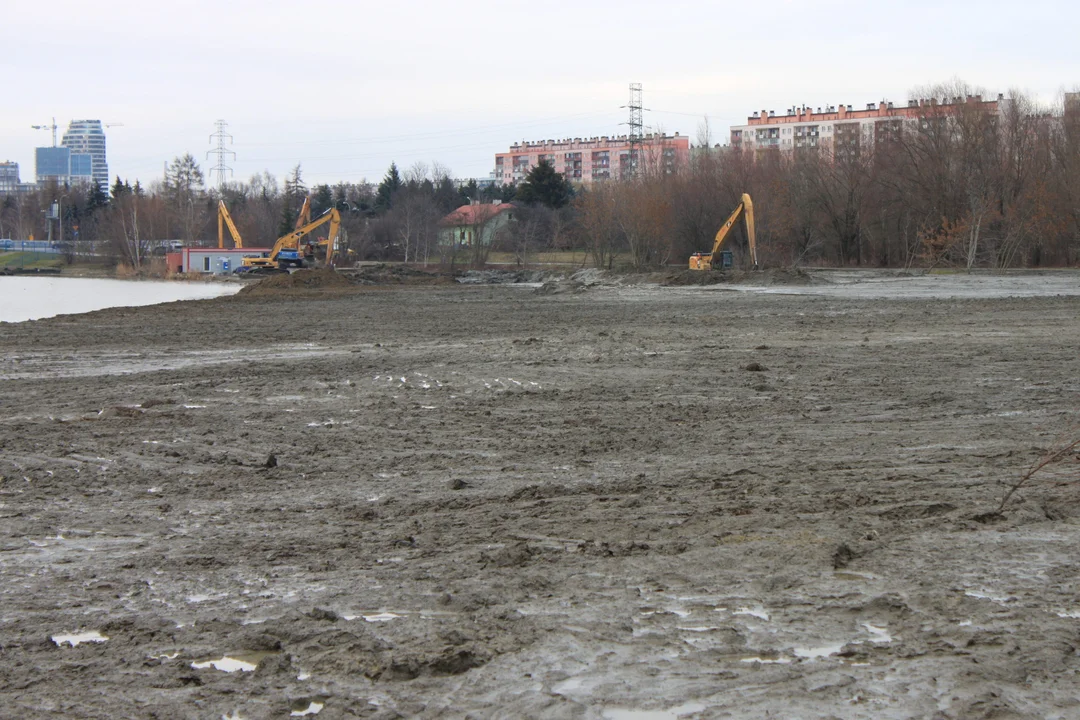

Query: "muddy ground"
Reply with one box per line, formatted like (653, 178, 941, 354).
(2, 271, 1079, 719)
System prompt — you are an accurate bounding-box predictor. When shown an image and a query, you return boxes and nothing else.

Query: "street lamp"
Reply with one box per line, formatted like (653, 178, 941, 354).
(58, 194, 69, 249)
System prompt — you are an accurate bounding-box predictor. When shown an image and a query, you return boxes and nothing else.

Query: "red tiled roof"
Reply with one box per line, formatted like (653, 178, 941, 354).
(439, 203, 514, 227)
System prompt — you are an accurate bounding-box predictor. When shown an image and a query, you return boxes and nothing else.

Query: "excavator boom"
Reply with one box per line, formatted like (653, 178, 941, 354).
(217, 200, 244, 249)
(688, 193, 757, 270)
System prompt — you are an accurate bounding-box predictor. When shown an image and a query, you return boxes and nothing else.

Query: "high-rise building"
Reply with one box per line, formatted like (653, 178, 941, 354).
(494, 133, 690, 185)
(35, 146, 93, 185)
(729, 95, 1003, 159)
(61, 119, 108, 188)
(0, 161, 37, 195)
(0, 161, 21, 194)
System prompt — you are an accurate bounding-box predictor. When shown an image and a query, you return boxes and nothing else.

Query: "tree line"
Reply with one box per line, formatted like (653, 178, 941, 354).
(3, 81, 1077, 270)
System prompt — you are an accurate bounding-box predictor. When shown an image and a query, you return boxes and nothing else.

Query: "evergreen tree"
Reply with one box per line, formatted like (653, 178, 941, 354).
(516, 160, 573, 208)
(434, 176, 461, 213)
(165, 154, 204, 201)
(111, 176, 128, 198)
(458, 179, 480, 206)
(87, 181, 109, 212)
(375, 163, 402, 212)
(285, 164, 307, 204)
(312, 183, 333, 216)
(278, 204, 296, 237)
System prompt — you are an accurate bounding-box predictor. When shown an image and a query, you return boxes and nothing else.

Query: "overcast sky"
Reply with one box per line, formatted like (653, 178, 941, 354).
(4, 0, 1078, 188)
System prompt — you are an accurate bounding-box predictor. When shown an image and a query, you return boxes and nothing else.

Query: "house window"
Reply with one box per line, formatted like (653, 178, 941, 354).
(203, 256, 210, 272)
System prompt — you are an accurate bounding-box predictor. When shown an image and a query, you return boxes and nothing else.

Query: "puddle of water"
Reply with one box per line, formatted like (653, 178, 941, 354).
(733, 606, 770, 621)
(0, 276, 241, 323)
(602, 703, 707, 720)
(52, 631, 108, 647)
(290, 701, 324, 717)
(191, 652, 276, 673)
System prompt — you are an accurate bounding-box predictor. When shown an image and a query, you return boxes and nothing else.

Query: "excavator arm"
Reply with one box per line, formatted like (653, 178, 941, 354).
(689, 193, 757, 270)
(217, 200, 244, 249)
(294, 197, 311, 230)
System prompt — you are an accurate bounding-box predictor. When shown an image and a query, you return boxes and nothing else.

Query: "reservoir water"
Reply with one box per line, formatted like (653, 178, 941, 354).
(0, 276, 241, 323)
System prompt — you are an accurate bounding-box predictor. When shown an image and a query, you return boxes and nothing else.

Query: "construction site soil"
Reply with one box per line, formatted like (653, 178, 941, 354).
(2, 269, 1079, 719)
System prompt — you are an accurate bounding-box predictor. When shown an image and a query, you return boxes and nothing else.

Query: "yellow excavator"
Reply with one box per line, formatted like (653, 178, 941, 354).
(219, 200, 283, 272)
(688, 193, 758, 270)
(217, 200, 245, 249)
(241, 207, 340, 272)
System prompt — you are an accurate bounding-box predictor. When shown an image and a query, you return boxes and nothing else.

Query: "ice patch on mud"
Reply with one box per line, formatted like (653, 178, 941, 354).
(1056, 610, 1080, 619)
(740, 655, 793, 665)
(52, 631, 107, 647)
(733, 606, 770, 621)
(192, 652, 275, 673)
(483, 377, 542, 392)
(793, 642, 847, 659)
(965, 589, 1014, 605)
(834, 570, 876, 581)
(863, 623, 893, 643)
(602, 702, 707, 719)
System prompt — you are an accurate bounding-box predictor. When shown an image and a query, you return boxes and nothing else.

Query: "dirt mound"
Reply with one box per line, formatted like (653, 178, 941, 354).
(238, 268, 354, 296)
(662, 267, 817, 287)
(342, 264, 455, 286)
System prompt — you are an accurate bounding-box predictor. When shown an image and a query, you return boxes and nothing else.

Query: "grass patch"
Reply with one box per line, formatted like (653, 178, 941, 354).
(0, 252, 64, 269)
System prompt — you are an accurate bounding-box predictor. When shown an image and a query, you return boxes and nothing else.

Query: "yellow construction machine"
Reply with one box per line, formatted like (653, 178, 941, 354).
(219, 201, 282, 272)
(217, 200, 245, 249)
(688, 193, 758, 270)
(241, 207, 340, 272)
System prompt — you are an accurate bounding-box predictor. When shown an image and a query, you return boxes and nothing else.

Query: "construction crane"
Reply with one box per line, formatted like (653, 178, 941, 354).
(217, 201, 244, 249)
(688, 193, 758, 270)
(31, 118, 58, 147)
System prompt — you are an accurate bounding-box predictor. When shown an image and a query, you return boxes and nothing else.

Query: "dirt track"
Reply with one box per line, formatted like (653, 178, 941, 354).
(2, 273, 1080, 719)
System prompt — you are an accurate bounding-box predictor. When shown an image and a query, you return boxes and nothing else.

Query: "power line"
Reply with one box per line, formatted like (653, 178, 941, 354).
(207, 120, 236, 189)
(235, 110, 621, 148)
